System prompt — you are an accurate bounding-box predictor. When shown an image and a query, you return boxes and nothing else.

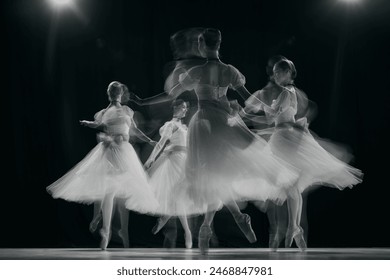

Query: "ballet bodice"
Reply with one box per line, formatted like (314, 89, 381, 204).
(270, 85, 298, 126)
(95, 105, 134, 137)
(160, 120, 187, 149)
(245, 81, 284, 114)
(179, 60, 245, 101)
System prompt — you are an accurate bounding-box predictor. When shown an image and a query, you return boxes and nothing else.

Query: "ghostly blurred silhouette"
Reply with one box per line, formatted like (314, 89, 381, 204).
(144, 99, 193, 249)
(245, 55, 314, 249)
(243, 59, 363, 251)
(131, 28, 299, 254)
(47, 81, 158, 250)
(88, 86, 148, 249)
(244, 55, 290, 249)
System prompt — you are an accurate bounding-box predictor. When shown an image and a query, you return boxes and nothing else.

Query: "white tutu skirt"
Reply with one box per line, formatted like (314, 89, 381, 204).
(46, 141, 159, 214)
(269, 125, 363, 193)
(147, 149, 205, 216)
(183, 101, 298, 214)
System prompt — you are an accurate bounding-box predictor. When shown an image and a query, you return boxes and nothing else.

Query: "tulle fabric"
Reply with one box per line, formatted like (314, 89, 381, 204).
(47, 105, 159, 214)
(262, 85, 363, 192)
(46, 140, 159, 214)
(147, 149, 205, 216)
(183, 100, 298, 214)
(269, 126, 363, 193)
(147, 121, 205, 216)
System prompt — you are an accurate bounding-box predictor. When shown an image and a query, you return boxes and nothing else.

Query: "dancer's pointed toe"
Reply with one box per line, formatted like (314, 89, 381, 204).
(199, 225, 213, 255)
(237, 214, 257, 243)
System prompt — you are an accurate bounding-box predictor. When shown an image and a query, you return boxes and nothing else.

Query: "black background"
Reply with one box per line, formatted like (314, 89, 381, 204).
(2, 0, 389, 249)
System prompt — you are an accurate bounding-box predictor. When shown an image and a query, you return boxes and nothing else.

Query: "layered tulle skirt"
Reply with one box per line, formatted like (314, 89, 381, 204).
(183, 100, 299, 213)
(147, 147, 205, 216)
(46, 140, 158, 214)
(268, 124, 363, 193)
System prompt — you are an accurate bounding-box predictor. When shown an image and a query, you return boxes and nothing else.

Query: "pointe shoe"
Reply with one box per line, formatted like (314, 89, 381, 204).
(198, 225, 212, 255)
(210, 232, 219, 247)
(100, 229, 111, 251)
(118, 229, 129, 248)
(184, 232, 193, 249)
(285, 227, 307, 251)
(152, 218, 166, 235)
(269, 233, 282, 251)
(89, 215, 102, 233)
(236, 214, 257, 243)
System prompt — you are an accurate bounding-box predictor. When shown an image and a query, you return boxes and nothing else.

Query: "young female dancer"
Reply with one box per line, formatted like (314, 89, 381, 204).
(47, 81, 158, 250)
(244, 59, 363, 250)
(144, 99, 194, 248)
(131, 29, 298, 254)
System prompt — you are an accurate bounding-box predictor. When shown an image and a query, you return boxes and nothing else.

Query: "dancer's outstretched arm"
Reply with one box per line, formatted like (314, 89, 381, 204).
(235, 86, 276, 124)
(236, 86, 275, 113)
(144, 135, 169, 169)
(131, 91, 172, 106)
(131, 82, 187, 106)
(130, 122, 156, 146)
(239, 111, 272, 125)
(79, 119, 106, 131)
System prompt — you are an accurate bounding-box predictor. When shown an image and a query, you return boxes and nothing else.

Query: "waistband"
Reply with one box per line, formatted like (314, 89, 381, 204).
(275, 122, 306, 131)
(198, 99, 232, 113)
(162, 145, 187, 155)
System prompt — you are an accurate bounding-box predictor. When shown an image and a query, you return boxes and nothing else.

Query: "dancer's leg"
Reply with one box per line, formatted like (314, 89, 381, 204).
(178, 215, 192, 248)
(100, 192, 115, 250)
(202, 209, 217, 227)
(225, 201, 257, 243)
(253, 200, 278, 247)
(117, 200, 130, 248)
(198, 205, 218, 255)
(162, 218, 177, 248)
(270, 202, 288, 250)
(209, 221, 219, 247)
(300, 192, 309, 244)
(152, 216, 171, 235)
(285, 187, 306, 251)
(89, 201, 102, 233)
(264, 202, 278, 248)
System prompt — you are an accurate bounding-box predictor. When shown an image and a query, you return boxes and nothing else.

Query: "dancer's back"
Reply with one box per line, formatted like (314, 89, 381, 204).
(97, 106, 133, 140)
(180, 61, 245, 101)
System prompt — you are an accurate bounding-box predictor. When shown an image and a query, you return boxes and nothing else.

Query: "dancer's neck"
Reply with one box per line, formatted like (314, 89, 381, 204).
(172, 116, 182, 122)
(110, 100, 121, 106)
(205, 50, 219, 61)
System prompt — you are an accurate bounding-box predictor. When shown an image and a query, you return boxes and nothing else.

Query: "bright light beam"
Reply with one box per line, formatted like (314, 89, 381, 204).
(51, 0, 72, 6)
(47, 0, 74, 9)
(339, 0, 361, 3)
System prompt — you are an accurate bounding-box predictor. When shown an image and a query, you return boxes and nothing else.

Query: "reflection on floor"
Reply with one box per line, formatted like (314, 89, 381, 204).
(1, 248, 390, 260)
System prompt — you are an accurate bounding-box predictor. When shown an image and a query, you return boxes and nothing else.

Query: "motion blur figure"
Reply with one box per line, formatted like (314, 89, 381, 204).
(244, 55, 290, 250)
(47, 81, 158, 250)
(244, 59, 363, 251)
(244, 55, 316, 249)
(132, 28, 299, 254)
(88, 85, 148, 248)
(144, 99, 193, 249)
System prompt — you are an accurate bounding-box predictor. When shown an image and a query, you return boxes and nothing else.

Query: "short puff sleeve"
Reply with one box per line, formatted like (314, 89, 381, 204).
(122, 105, 134, 119)
(178, 67, 201, 91)
(245, 90, 263, 113)
(159, 121, 176, 139)
(94, 109, 106, 123)
(228, 65, 246, 90)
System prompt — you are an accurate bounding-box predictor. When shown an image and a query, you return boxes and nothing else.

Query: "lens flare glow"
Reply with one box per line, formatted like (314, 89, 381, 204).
(339, 0, 361, 3)
(48, 0, 73, 8)
(52, 0, 72, 5)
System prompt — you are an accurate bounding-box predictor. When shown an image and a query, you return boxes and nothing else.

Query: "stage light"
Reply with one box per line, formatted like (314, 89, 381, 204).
(339, 0, 361, 3)
(48, 0, 73, 8)
(52, 0, 72, 5)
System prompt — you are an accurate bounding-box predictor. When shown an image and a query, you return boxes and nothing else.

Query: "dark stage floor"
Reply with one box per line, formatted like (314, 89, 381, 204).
(1, 248, 390, 260)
